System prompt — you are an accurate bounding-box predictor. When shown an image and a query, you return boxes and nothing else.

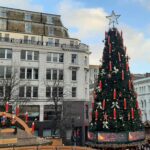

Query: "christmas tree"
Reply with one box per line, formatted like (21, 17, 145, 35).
(88, 11, 145, 145)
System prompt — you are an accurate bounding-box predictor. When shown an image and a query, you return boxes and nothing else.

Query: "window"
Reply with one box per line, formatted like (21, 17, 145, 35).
(33, 87, 38, 97)
(27, 51, 32, 60)
(58, 87, 63, 97)
(53, 53, 58, 62)
(72, 70, 77, 81)
(53, 69, 57, 80)
(59, 70, 63, 80)
(19, 86, 24, 97)
(26, 86, 31, 97)
(0, 66, 4, 78)
(85, 70, 87, 82)
(5, 86, 11, 97)
(25, 13, 31, 21)
(84, 56, 88, 66)
(0, 49, 5, 58)
(46, 69, 51, 80)
(0, 19, 6, 30)
(0, 9, 6, 18)
(47, 38, 53, 45)
(25, 23, 31, 33)
(20, 68, 25, 79)
(6, 67, 11, 78)
(85, 104, 89, 119)
(46, 87, 51, 97)
(5, 34, 9, 42)
(31, 36, 35, 44)
(55, 39, 59, 47)
(47, 53, 52, 62)
(27, 68, 32, 79)
(21, 50, 38, 61)
(59, 53, 64, 62)
(71, 54, 77, 64)
(0, 86, 3, 97)
(47, 16, 53, 24)
(34, 51, 39, 60)
(52, 87, 57, 97)
(72, 87, 76, 97)
(48, 27, 54, 36)
(70, 41, 74, 47)
(33, 69, 38, 79)
(24, 36, 28, 43)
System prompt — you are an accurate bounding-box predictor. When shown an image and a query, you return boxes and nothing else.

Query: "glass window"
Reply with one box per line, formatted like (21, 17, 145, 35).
(0, 48, 5, 58)
(59, 70, 63, 80)
(0, 86, 3, 97)
(33, 69, 38, 79)
(48, 27, 54, 36)
(55, 39, 59, 47)
(47, 16, 53, 24)
(26, 86, 31, 97)
(47, 38, 53, 45)
(46, 69, 51, 80)
(19, 86, 24, 97)
(6, 67, 11, 79)
(43, 129, 51, 137)
(70, 41, 74, 47)
(72, 87, 76, 97)
(0, 19, 6, 30)
(25, 13, 31, 21)
(27, 51, 32, 60)
(58, 87, 63, 97)
(33, 87, 38, 97)
(27, 68, 32, 79)
(0, 66, 4, 78)
(25, 23, 31, 33)
(0, 9, 6, 18)
(52, 87, 57, 97)
(72, 70, 77, 81)
(5, 34, 9, 42)
(71, 54, 77, 64)
(34, 51, 39, 60)
(21, 50, 26, 60)
(59, 53, 64, 63)
(53, 69, 57, 80)
(84, 56, 87, 66)
(47, 53, 52, 62)
(46, 87, 51, 97)
(31, 36, 35, 44)
(6, 49, 12, 59)
(5, 86, 11, 97)
(20, 68, 25, 79)
(53, 53, 58, 62)
(24, 36, 28, 43)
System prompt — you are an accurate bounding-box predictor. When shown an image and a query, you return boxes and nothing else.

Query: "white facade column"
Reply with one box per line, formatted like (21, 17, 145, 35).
(40, 105, 44, 121)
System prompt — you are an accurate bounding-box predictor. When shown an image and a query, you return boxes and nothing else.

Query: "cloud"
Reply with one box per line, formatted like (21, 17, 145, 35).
(131, 0, 150, 10)
(0, 0, 43, 11)
(58, 0, 108, 39)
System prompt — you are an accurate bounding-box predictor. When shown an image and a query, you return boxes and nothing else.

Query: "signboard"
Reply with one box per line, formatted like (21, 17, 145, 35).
(128, 131, 145, 141)
(97, 132, 128, 143)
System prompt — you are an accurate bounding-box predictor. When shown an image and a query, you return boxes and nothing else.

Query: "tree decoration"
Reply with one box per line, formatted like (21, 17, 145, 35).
(124, 98, 127, 110)
(97, 102, 102, 109)
(103, 121, 109, 129)
(111, 101, 119, 108)
(113, 108, 116, 120)
(99, 80, 102, 90)
(16, 105, 19, 116)
(113, 66, 119, 74)
(5, 101, 9, 112)
(126, 62, 129, 71)
(128, 80, 131, 90)
(136, 100, 139, 109)
(108, 36, 110, 44)
(95, 109, 98, 121)
(25, 112, 28, 123)
(103, 112, 108, 121)
(122, 70, 124, 80)
(131, 108, 134, 119)
(113, 89, 116, 99)
(102, 99, 106, 110)
(118, 52, 121, 62)
(109, 61, 112, 71)
(31, 122, 35, 133)
(105, 31, 108, 38)
(109, 43, 112, 53)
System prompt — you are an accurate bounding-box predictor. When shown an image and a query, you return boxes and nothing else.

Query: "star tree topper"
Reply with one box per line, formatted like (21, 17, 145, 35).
(106, 10, 121, 27)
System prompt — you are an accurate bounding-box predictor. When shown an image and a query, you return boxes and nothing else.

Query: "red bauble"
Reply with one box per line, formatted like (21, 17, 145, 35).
(5, 101, 9, 112)
(113, 89, 116, 99)
(131, 108, 134, 119)
(32, 122, 35, 133)
(124, 98, 127, 110)
(95, 110, 98, 121)
(128, 80, 131, 90)
(122, 70, 124, 80)
(103, 99, 106, 110)
(109, 61, 112, 71)
(99, 80, 102, 90)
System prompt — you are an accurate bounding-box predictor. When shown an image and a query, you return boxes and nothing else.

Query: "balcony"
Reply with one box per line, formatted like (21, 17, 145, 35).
(61, 43, 89, 52)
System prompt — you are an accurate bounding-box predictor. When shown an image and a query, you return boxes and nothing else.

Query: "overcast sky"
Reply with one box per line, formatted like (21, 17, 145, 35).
(0, 0, 150, 73)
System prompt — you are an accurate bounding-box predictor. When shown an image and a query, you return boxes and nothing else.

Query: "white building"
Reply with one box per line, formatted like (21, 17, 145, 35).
(133, 77, 150, 122)
(0, 6, 90, 137)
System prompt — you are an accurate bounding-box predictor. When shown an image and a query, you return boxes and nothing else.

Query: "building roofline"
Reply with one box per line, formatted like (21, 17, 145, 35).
(0, 6, 61, 17)
(133, 76, 150, 83)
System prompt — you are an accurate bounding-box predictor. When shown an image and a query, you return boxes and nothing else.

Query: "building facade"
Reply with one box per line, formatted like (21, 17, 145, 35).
(0, 6, 90, 141)
(133, 77, 150, 122)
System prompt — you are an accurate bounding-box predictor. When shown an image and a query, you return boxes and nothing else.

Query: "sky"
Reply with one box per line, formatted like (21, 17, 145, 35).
(0, 0, 150, 73)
